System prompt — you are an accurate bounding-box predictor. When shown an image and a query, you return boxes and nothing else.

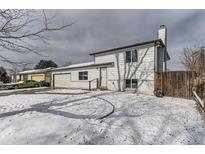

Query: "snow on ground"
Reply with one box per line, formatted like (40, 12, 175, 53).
(0, 87, 47, 94)
(37, 89, 88, 94)
(0, 90, 204, 145)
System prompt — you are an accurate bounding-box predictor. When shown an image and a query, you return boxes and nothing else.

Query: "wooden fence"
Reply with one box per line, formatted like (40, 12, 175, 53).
(154, 71, 197, 99)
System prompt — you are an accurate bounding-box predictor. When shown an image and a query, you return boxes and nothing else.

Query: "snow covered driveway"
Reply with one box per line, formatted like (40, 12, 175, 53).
(0, 90, 204, 144)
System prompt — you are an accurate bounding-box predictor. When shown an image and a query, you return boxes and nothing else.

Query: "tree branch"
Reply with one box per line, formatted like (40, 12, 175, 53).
(0, 9, 72, 65)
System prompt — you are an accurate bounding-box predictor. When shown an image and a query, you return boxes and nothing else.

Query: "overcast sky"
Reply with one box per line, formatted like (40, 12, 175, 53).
(1, 9, 205, 71)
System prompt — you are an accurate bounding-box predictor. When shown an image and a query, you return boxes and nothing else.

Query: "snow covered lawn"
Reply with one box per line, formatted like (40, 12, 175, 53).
(0, 90, 205, 144)
(0, 87, 47, 94)
(37, 89, 88, 94)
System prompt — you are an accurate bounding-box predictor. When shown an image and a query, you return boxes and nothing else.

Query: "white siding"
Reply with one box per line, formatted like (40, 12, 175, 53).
(94, 45, 155, 94)
(51, 43, 164, 95)
(52, 68, 99, 89)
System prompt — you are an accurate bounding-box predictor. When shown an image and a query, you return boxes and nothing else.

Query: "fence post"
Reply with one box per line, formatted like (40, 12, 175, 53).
(204, 93, 205, 113)
(89, 81, 91, 90)
(161, 72, 163, 95)
(97, 78, 99, 89)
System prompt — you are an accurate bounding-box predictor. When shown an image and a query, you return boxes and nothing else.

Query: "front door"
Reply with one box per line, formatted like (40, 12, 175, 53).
(100, 67, 107, 88)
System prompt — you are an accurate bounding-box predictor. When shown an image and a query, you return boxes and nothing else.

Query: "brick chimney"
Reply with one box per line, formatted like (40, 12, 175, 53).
(158, 25, 167, 47)
(158, 25, 168, 72)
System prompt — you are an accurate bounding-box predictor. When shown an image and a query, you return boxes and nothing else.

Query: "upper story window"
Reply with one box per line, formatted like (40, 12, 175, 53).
(126, 49, 138, 63)
(126, 51, 131, 63)
(79, 71, 88, 80)
(132, 50, 138, 62)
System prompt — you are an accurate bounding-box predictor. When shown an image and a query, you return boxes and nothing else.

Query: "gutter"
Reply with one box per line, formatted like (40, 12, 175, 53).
(52, 62, 114, 72)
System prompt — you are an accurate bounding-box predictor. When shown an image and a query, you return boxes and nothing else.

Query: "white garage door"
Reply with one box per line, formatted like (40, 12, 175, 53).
(54, 73, 71, 88)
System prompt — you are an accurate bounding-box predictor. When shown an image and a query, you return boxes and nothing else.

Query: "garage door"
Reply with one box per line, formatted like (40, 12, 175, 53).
(31, 75, 44, 82)
(54, 73, 71, 88)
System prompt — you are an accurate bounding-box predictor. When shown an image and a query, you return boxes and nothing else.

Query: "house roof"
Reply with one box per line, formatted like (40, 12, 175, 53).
(90, 39, 164, 56)
(52, 62, 114, 71)
(16, 67, 54, 75)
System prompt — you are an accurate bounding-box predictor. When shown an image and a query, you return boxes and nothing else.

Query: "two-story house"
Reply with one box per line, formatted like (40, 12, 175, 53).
(51, 25, 170, 95)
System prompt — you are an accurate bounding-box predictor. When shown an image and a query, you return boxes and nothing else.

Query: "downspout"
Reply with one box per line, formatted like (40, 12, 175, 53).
(155, 44, 163, 94)
(163, 46, 167, 72)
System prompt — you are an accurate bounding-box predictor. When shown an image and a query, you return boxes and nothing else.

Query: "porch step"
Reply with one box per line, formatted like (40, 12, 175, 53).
(88, 88, 107, 91)
(125, 88, 137, 93)
(99, 87, 108, 90)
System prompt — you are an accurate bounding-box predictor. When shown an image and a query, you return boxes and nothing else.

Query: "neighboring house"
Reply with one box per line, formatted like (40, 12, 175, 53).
(11, 67, 53, 85)
(51, 25, 170, 95)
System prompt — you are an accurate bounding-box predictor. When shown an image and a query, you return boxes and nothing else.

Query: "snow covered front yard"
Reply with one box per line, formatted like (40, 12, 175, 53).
(0, 89, 205, 144)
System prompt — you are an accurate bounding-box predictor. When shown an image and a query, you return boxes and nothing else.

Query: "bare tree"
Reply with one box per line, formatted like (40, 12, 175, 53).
(181, 47, 199, 72)
(8, 66, 19, 75)
(19, 62, 32, 71)
(6, 62, 32, 82)
(0, 9, 71, 65)
(181, 46, 205, 76)
(7, 66, 18, 82)
(63, 61, 72, 67)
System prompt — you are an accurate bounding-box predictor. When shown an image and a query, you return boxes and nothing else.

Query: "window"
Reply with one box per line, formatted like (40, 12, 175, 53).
(132, 79, 138, 89)
(125, 79, 131, 88)
(79, 71, 88, 80)
(126, 51, 131, 63)
(23, 75, 28, 81)
(126, 50, 138, 63)
(132, 50, 138, 62)
(125, 79, 138, 89)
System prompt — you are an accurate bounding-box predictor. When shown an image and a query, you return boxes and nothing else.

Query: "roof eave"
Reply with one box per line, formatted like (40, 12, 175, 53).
(90, 39, 163, 56)
(15, 68, 54, 75)
(52, 62, 114, 72)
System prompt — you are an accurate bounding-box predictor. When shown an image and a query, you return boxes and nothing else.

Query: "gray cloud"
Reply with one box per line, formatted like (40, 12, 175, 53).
(1, 9, 205, 70)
